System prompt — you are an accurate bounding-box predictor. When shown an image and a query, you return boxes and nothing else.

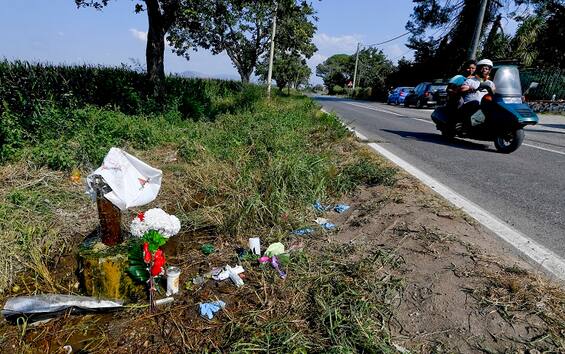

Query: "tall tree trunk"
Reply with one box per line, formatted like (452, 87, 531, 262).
(146, 0, 167, 98)
(239, 70, 252, 83)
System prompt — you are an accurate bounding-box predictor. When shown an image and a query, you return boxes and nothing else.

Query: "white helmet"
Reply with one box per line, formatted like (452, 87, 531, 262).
(477, 59, 493, 68)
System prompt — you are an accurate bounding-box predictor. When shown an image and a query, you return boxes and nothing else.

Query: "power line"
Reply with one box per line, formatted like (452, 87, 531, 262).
(363, 32, 410, 48)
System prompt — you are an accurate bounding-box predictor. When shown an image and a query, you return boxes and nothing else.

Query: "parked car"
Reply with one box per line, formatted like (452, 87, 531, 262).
(404, 82, 448, 108)
(387, 87, 414, 105)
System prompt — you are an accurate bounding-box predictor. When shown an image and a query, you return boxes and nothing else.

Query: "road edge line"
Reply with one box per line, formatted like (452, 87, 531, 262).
(366, 141, 565, 280)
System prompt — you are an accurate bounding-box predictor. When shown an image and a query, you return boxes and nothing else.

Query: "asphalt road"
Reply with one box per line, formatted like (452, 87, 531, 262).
(315, 96, 565, 259)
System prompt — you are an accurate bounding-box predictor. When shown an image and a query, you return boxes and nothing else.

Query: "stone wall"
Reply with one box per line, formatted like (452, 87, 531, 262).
(528, 100, 565, 114)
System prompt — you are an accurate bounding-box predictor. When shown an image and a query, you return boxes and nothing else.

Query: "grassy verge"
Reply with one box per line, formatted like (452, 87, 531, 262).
(3, 90, 563, 352)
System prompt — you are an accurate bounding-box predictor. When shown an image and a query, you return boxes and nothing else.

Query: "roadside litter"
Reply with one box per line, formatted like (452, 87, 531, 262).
(292, 227, 314, 235)
(265, 242, 285, 257)
(201, 243, 215, 255)
(199, 301, 226, 320)
(2, 295, 123, 323)
(315, 217, 336, 230)
(248, 237, 261, 255)
(313, 200, 350, 213)
(313, 201, 331, 212)
(334, 204, 350, 213)
(259, 243, 288, 279)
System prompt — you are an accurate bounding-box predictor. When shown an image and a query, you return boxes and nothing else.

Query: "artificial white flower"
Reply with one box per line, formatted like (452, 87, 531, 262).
(130, 208, 181, 238)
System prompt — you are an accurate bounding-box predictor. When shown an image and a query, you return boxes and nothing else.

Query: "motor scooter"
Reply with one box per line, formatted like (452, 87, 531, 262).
(431, 65, 539, 153)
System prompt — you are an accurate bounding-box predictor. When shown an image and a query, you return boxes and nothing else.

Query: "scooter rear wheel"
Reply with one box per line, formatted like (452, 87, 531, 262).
(494, 129, 524, 153)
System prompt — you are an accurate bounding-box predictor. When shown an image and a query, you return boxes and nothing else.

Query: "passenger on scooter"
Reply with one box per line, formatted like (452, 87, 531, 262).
(458, 59, 495, 128)
(446, 60, 477, 112)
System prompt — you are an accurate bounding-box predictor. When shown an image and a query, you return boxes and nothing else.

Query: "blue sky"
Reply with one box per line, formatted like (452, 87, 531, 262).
(0, 0, 518, 84)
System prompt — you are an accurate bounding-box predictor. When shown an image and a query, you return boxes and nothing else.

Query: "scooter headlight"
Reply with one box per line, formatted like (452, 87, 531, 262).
(502, 97, 523, 104)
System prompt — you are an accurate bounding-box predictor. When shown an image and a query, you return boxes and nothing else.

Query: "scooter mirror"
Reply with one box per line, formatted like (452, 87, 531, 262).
(528, 82, 539, 89)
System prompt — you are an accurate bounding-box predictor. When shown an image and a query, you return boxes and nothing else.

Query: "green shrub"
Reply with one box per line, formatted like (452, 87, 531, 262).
(332, 85, 345, 95)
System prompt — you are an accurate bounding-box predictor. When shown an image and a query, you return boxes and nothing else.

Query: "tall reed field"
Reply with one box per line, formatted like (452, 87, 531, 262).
(0, 60, 261, 164)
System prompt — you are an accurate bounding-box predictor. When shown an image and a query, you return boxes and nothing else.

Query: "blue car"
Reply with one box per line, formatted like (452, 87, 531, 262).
(387, 87, 413, 105)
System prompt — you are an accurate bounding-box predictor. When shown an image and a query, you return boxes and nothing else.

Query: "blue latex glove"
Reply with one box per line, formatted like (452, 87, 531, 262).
(334, 204, 350, 213)
(199, 300, 226, 320)
(313, 201, 328, 212)
(292, 227, 314, 235)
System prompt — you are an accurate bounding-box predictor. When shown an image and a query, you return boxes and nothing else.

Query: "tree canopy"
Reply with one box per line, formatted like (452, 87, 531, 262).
(75, 0, 186, 96)
(169, 0, 317, 83)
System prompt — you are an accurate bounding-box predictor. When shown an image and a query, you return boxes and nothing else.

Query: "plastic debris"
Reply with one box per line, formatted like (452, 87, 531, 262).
(292, 227, 314, 236)
(211, 265, 245, 282)
(271, 256, 287, 279)
(2, 295, 123, 323)
(201, 244, 215, 255)
(155, 297, 174, 306)
(258, 256, 271, 264)
(313, 200, 330, 212)
(334, 204, 350, 213)
(226, 265, 244, 287)
(315, 218, 336, 230)
(199, 300, 226, 320)
(86, 147, 162, 210)
(265, 242, 285, 257)
(248, 237, 261, 255)
(192, 276, 206, 286)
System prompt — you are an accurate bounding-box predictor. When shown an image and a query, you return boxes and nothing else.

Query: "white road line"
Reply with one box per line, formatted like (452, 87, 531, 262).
(523, 143, 565, 156)
(344, 101, 405, 116)
(321, 107, 368, 141)
(367, 141, 565, 280)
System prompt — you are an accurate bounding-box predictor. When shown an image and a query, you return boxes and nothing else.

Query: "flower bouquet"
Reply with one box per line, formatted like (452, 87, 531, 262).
(127, 208, 180, 311)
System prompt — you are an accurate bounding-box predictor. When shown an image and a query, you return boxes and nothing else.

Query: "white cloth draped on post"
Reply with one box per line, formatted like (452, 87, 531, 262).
(86, 147, 162, 210)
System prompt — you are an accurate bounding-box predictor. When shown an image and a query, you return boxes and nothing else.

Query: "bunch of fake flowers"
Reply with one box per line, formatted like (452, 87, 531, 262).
(128, 209, 181, 312)
(131, 208, 181, 238)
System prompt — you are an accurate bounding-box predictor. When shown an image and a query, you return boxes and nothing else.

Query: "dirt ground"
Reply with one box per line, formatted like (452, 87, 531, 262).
(331, 176, 565, 352)
(1, 161, 564, 353)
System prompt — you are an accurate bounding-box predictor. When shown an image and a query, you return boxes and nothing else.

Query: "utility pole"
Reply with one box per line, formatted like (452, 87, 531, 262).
(266, 1, 278, 99)
(352, 42, 360, 92)
(468, 0, 488, 60)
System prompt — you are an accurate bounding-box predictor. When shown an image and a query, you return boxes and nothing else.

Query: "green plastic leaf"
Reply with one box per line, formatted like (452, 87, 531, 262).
(128, 265, 149, 282)
(142, 230, 167, 252)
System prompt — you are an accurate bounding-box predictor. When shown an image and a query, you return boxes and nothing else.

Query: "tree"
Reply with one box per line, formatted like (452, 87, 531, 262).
(354, 47, 395, 99)
(75, 0, 186, 95)
(533, 2, 565, 68)
(255, 0, 316, 91)
(169, 0, 317, 83)
(256, 52, 311, 92)
(405, 0, 502, 76)
(481, 14, 513, 61)
(315, 54, 353, 92)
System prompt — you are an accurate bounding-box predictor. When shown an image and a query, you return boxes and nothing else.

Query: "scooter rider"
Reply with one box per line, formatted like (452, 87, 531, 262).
(446, 60, 477, 112)
(458, 59, 495, 130)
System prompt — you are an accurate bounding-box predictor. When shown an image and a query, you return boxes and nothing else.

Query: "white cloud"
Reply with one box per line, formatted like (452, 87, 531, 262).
(313, 33, 362, 54)
(129, 28, 147, 42)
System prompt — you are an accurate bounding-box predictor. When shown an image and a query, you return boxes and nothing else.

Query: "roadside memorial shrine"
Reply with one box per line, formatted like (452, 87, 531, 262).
(80, 148, 180, 306)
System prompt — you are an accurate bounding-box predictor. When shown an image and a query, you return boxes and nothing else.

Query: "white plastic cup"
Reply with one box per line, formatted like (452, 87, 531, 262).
(248, 237, 261, 255)
(166, 266, 181, 296)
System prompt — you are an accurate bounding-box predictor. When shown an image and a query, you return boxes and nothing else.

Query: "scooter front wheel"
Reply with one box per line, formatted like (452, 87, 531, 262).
(494, 129, 524, 153)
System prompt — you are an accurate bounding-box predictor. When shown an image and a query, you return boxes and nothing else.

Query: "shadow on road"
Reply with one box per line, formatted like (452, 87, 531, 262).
(381, 129, 492, 152)
(528, 128, 565, 135)
(541, 123, 565, 129)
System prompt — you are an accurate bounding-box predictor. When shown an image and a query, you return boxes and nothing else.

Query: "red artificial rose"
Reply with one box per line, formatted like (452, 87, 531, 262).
(137, 212, 145, 222)
(151, 249, 166, 276)
(143, 242, 151, 264)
